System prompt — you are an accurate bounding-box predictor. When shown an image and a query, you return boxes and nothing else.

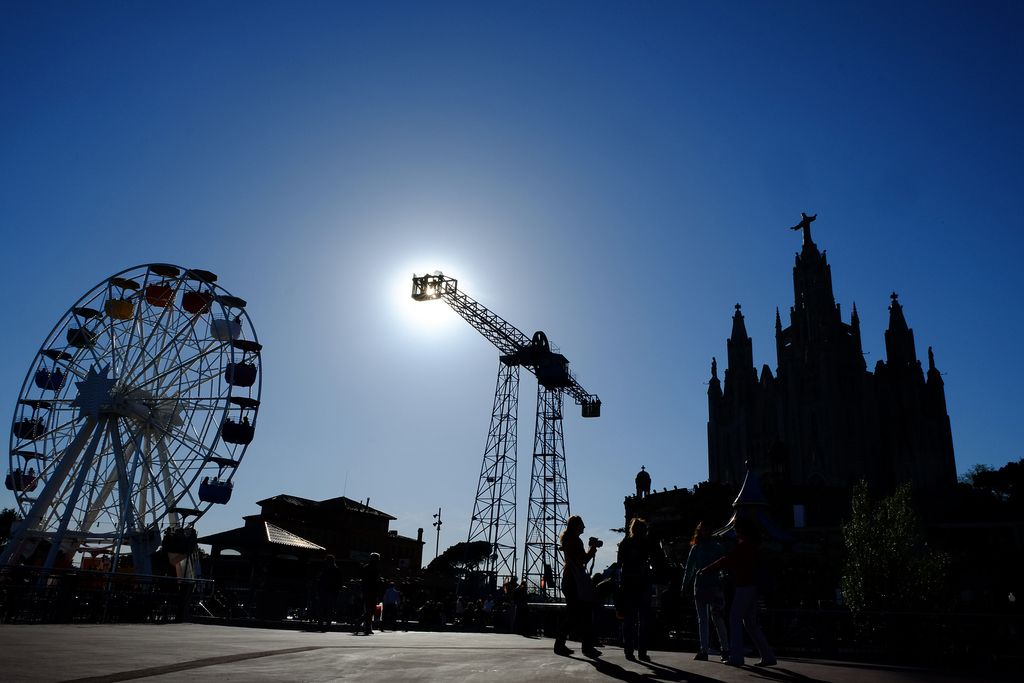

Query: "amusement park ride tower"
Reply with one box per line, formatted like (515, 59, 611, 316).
(411, 272, 600, 596)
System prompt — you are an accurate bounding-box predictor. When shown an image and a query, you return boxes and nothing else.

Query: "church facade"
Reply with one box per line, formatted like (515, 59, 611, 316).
(707, 219, 957, 499)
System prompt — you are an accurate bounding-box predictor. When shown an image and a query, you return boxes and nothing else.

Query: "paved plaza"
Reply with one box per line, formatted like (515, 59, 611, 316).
(0, 623, 1004, 683)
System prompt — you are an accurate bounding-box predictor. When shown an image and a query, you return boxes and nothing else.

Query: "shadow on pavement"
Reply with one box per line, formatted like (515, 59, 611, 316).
(577, 654, 724, 682)
(745, 666, 830, 683)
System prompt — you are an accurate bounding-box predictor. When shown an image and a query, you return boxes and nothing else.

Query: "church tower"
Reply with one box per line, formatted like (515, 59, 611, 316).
(707, 214, 956, 506)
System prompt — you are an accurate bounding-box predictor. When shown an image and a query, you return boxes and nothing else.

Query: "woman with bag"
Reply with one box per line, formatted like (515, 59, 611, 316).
(554, 515, 601, 657)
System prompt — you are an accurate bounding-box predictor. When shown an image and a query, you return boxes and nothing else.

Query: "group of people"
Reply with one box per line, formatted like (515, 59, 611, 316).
(554, 513, 776, 667)
(315, 552, 402, 634)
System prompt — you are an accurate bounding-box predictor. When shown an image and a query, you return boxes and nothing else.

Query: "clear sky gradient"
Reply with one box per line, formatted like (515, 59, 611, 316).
(2, 1, 1022, 569)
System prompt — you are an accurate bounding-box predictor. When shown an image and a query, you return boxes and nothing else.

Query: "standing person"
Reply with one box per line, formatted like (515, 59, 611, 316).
(382, 582, 401, 631)
(315, 554, 340, 631)
(511, 578, 530, 635)
(617, 517, 665, 662)
(553, 515, 601, 658)
(699, 517, 776, 667)
(357, 553, 383, 635)
(682, 522, 730, 661)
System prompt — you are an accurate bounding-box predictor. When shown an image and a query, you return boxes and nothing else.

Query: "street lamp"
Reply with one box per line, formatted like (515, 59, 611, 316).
(431, 507, 442, 560)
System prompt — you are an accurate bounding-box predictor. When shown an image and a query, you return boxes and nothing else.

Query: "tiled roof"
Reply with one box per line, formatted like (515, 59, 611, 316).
(264, 522, 324, 550)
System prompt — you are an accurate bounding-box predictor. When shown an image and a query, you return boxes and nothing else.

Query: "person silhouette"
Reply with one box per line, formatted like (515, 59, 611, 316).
(617, 517, 666, 661)
(553, 515, 600, 658)
(316, 554, 340, 631)
(699, 517, 776, 667)
(683, 522, 729, 661)
(357, 553, 383, 635)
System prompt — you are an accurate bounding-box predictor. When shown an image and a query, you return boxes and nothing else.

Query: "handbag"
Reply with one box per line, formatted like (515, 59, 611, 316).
(568, 563, 597, 602)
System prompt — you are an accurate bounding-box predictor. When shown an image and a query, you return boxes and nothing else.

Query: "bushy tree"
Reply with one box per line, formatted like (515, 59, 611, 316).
(962, 459, 1023, 507)
(841, 481, 948, 612)
(425, 540, 493, 576)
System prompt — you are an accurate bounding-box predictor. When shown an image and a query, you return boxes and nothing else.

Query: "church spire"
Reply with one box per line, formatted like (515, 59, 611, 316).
(925, 346, 949, 412)
(884, 292, 918, 369)
(850, 301, 865, 368)
(887, 292, 909, 332)
(708, 356, 722, 398)
(731, 303, 748, 340)
(725, 303, 755, 395)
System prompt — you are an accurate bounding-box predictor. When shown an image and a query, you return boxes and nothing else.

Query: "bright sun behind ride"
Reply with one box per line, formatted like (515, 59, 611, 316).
(389, 265, 458, 334)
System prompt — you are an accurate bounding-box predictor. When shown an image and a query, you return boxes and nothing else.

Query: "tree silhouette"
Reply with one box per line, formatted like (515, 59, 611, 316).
(842, 481, 948, 612)
(425, 540, 493, 576)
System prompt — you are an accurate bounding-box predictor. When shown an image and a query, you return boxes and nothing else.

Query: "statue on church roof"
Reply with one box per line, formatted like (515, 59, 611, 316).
(789, 212, 817, 245)
(635, 466, 651, 499)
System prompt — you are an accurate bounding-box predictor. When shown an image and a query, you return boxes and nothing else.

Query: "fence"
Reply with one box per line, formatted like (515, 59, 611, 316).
(0, 566, 214, 624)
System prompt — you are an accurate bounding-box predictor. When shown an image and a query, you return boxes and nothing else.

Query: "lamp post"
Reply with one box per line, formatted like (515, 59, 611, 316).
(431, 507, 442, 560)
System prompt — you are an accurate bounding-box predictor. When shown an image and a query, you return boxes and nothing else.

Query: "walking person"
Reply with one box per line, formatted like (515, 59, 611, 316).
(315, 554, 341, 631)
(356, 553, 383, 635)
(617, 517, 665, 662)
(382, 582, 401, 631)
(682, 522, 730, 661)
(512, 577, 530, 635)
(699, 517, 776, 667)
(553, 515, 601, 658)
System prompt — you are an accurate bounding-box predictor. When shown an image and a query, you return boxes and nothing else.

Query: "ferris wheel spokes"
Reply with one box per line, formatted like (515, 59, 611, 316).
(155, 435, 183, 529)
(130, 340, 227, 396)
(109, 269, 185, 383)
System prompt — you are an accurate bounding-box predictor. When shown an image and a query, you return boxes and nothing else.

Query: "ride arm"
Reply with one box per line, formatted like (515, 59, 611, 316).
(412, 272, 600, 417)
(413, 273, 529, 356)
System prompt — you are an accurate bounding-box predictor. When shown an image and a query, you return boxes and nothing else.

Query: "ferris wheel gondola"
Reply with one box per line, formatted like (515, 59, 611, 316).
(1, 264, 262, 573)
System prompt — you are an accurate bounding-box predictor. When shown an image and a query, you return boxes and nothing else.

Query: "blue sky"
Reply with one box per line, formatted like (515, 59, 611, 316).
(2, 1, 1022, 569)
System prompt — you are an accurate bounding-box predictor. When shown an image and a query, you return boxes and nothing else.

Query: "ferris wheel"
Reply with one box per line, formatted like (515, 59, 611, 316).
(1, 264, 261, 573)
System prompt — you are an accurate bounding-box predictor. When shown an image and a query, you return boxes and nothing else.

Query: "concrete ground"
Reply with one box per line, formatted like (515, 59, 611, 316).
(0, 623, 1003, 683)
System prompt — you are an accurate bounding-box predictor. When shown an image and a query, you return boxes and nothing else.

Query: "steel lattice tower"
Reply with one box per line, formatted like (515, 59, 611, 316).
(466, 359, 519, 588)
(523, 386, 570, 597)
(411, 273, 599, 598)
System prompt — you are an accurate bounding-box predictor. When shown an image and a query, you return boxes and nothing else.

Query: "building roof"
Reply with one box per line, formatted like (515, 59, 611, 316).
(265, 522, 325, 550)
(197, 521, 324, 551)
(255, 494, 396, 520)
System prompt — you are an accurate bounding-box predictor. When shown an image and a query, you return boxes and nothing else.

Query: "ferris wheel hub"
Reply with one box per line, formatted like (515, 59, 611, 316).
(71, 365, 118, 420)
(68, 364, 184, 431)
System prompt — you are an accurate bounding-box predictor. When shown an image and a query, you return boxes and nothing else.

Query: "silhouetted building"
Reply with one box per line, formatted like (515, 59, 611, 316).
(707, 224, 957, 504)
(202, 494, 424, 573)
(198, 494, 424, 619)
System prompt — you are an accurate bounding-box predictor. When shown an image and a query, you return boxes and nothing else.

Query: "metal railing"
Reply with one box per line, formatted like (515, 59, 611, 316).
(0, 566, 214, 624)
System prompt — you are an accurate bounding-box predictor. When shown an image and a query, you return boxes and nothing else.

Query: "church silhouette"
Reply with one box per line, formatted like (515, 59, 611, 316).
(707, 216, 957, 505)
